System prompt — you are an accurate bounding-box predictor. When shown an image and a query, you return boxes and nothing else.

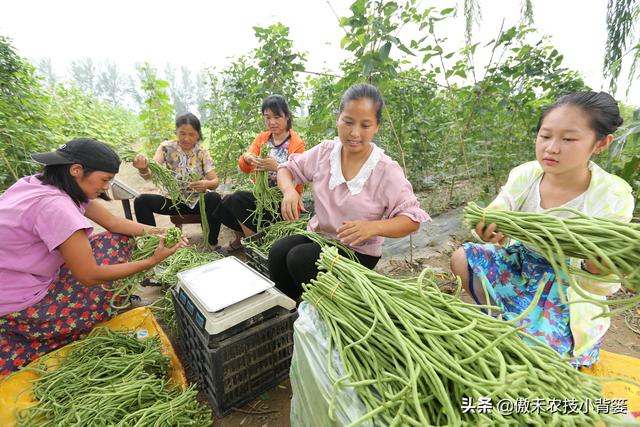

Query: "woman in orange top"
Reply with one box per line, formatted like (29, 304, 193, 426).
(214, 95, 305, 250)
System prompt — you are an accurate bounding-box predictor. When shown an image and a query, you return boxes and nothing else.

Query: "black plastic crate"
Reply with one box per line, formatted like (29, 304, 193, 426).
(172, 289, 296, 417)
(241, 232, 269, 277)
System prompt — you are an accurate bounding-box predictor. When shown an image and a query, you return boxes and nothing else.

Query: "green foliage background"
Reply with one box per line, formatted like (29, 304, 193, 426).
(0, 35, 138, 190)
(1, 2, 638, 215)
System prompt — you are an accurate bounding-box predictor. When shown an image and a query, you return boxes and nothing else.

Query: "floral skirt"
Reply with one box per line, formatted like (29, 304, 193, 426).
(0, 232, 134, 375)
(463, 241, 603, 367)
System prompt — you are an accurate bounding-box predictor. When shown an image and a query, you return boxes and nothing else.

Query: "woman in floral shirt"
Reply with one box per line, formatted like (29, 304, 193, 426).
(132, 113, 223, 247)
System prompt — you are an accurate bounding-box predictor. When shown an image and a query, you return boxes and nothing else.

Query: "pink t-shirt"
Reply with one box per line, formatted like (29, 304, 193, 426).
(0, 176, 92, 316)
(281, 139, 430, 256)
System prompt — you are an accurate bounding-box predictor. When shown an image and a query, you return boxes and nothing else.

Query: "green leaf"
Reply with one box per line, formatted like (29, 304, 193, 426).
(340, 35, 351, 49)
(397, 44, 414, 56)
(379, 42, 392, 62)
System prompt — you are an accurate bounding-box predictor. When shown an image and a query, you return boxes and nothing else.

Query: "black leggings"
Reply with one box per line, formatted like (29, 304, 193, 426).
(213, 190, 280, 233)
(268, 235, 380, 300)
(133, 192, 222, 246)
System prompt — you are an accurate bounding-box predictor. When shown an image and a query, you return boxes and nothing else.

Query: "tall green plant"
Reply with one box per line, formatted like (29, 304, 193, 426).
(0, 35, 53, 189)
(604, 0, 640, 94)
(202, 24, 306, 180)
(138, 63, 175, 156)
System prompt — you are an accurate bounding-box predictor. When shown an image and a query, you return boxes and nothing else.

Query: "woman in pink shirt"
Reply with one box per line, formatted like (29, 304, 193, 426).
(0, 139, 186, 374)
(269, 84, 430, 299)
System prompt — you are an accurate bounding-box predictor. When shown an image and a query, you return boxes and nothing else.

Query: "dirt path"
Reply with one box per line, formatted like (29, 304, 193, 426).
(98, 164, 639, 426)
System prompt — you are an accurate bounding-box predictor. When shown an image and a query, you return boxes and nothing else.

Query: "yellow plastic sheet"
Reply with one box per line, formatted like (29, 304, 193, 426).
(583, 349, 640, 417)
(0, 308, 186, 427)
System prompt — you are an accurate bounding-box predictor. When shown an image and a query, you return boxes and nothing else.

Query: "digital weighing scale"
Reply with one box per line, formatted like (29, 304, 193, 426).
(175, 256, 296, 337)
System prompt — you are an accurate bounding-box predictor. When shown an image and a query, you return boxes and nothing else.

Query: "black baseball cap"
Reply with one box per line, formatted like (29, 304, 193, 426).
(31, 138, 121, 173)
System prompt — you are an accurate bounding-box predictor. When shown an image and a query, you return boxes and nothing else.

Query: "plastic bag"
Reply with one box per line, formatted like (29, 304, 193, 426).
(289, 302, 369, 427)
(289, 303, 640, 425)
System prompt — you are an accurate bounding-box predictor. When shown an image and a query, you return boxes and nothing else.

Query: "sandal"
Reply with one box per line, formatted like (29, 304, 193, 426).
(225, 240, 243, 252)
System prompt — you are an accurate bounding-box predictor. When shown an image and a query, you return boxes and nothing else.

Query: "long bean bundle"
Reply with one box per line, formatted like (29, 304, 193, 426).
(107, 227, 183, 310)
(199, 192, 210, 245)
(298, 230, 358, 261)
(16, 328, 213, 426)
(463, 202, 640, 313)
(121, 148, 194, 212)
(303, 247, 630, 426)
(249, 141, 282, 231)
(244, 218, 358, 261)
(244, 218, 309, 253)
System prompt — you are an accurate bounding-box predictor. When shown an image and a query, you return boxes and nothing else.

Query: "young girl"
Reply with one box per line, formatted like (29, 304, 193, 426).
(269, 83, 430, 300)
(450, 91, 635, 367)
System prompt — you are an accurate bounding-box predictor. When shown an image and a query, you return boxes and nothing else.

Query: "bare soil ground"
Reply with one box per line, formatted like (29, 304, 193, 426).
(92, 162, 639, 426)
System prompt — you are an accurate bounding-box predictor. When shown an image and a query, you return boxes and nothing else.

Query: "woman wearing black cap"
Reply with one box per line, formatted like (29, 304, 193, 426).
(0, 138, 187, 375)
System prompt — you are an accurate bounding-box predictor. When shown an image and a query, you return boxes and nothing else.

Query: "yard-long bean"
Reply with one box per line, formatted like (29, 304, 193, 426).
(463, 202, 640, 314)
(303, 247, 630, 426)
(106, 227, 183, 310)
(120, 148, 196, 213)
(248, 141, 281, 231)
(15, 328, 213, 426)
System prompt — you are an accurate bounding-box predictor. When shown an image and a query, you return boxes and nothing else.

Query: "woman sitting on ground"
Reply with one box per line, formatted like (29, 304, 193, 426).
(0, 138, 186, 374)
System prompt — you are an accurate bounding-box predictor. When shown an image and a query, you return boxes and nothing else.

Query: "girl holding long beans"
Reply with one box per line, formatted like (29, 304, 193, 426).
(270, 83, 430, 300)
(450, 91, 636, 367)
(0, 139, 187, 375)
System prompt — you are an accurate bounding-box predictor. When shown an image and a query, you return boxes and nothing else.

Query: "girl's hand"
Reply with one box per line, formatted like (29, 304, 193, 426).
(281, 189, 303, 221)
(255, 156, 278, 172)
(151, 236, 188, 264)
(243, 152, 259, 166)
(132, 154, 149, 170)
(475, 222, 506, 245)
(337, 220, 380, 246)
(188, 180, 210, 193)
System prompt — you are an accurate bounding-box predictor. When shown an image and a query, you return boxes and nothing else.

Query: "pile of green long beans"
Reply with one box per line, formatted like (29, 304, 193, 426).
(16, 328, 213, 426)
(463, 202, 640, 314)
(107, 227, 183, 310)
(249, 142, 282, 231)
(121, 148, 190, 212)
(244, 218, 309, 254)
(303, 247, 630, 426)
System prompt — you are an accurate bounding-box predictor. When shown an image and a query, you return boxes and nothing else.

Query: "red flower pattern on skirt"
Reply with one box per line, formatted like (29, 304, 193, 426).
(0, 232, 134, 375)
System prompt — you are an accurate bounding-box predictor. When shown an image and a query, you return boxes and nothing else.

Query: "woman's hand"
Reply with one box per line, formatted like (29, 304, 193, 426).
(188, 180, 211, 193)
(475, 222, 506, 245)
(151, 236, 189, 264)
(132, 154, 149, 171)
(337, 220, 380, 246)
(254, 156, 278, 172)
(281, 189, 303, 221)
(243, 152, 259, 166)
(147, 227, 167, 236)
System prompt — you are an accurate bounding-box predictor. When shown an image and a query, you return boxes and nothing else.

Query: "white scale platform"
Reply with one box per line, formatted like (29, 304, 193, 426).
(176, 257, 295, 335)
